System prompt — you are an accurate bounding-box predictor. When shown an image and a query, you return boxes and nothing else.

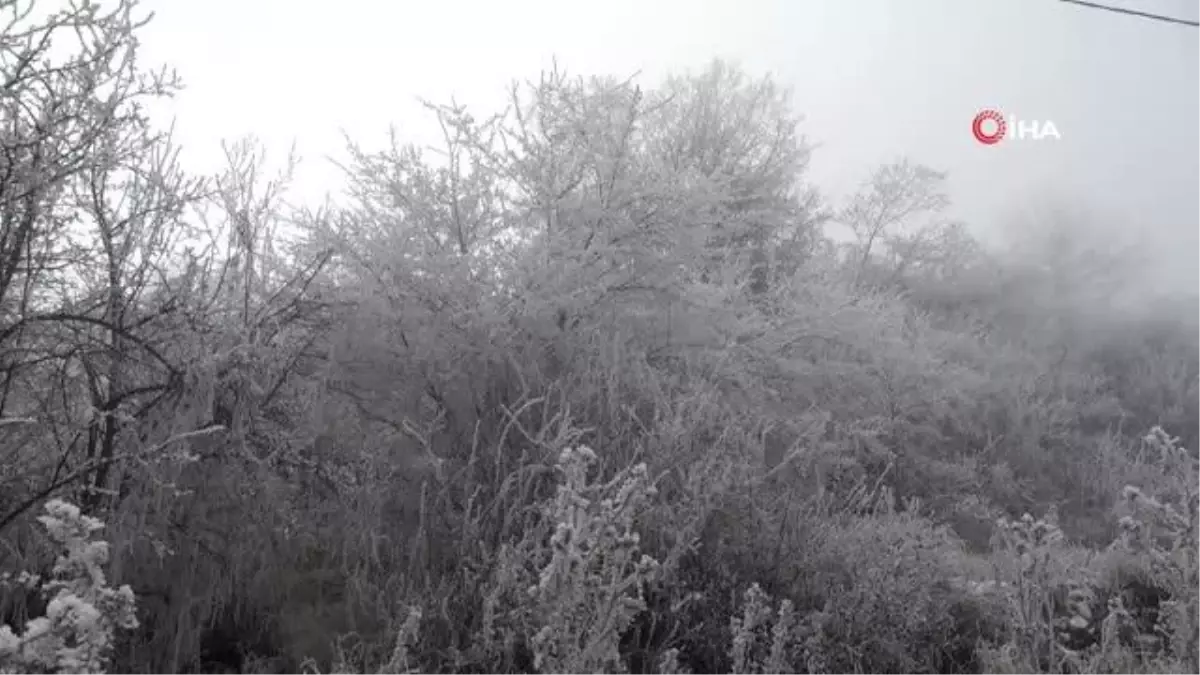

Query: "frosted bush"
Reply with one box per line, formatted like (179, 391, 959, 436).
(478, 444, 660, 673)
(526, 445, 660, 673)
(0, 500, 137, 674)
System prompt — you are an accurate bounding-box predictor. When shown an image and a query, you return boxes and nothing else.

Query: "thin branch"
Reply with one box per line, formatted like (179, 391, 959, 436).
(0, 312, 179, 376)
(0, 425, 225, 534)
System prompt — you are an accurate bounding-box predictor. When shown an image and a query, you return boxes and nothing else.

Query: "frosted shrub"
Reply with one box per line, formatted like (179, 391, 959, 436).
(0, 500, 138, 674)
(984, 510, 1078, 673)
(657, 581, 796, 667)
(483, 445, 660, 673)
(529, 445, 660, 673)
(982, 427, 1199, 674)
(728, 583, 797, 674)
(1104, 427, 1198, 672)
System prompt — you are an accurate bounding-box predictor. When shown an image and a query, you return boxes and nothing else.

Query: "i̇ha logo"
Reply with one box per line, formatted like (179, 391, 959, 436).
(972, 109, 1061, 145)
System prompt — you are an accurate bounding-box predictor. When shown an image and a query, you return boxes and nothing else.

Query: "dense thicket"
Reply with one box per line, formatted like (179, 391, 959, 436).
(2, 3, 1196, 673)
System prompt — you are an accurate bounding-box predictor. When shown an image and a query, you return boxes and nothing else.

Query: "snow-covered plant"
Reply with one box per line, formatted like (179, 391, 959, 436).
(729, 583, 797, 674)
(525, 445, 661, 673)
(476, 445, 660, 673)
(0, 500, 138, 674)
(985, 509, 1077, 673)
(1107, 427, 1199, 672)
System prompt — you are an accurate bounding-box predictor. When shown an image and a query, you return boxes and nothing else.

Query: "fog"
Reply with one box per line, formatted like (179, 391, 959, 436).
(5, 4, 1200, 671)
(136, 0, 1198, 296)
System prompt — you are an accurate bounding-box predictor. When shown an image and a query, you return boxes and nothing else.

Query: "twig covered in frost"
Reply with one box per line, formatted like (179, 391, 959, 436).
(0, 499, 137, 674)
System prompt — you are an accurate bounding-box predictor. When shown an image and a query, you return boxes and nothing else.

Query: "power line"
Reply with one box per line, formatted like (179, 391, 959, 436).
(1057, 0, 1200, 27)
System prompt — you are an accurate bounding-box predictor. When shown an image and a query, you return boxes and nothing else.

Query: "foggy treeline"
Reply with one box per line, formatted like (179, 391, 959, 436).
(1, 2, 1197, 673)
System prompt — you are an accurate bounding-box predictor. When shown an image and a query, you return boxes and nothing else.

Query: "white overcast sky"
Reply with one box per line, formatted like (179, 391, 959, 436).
(131, 0, 1198, 292)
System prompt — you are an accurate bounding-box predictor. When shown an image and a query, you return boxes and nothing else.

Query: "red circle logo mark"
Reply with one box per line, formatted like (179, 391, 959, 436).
(972, 109, 1006, 145)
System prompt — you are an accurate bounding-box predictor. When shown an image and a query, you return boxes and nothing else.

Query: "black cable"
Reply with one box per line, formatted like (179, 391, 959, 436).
(1057, 0, 1200, 27)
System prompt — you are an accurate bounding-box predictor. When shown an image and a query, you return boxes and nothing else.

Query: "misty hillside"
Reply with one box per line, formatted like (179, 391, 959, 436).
(1, 1, 1197, 674)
